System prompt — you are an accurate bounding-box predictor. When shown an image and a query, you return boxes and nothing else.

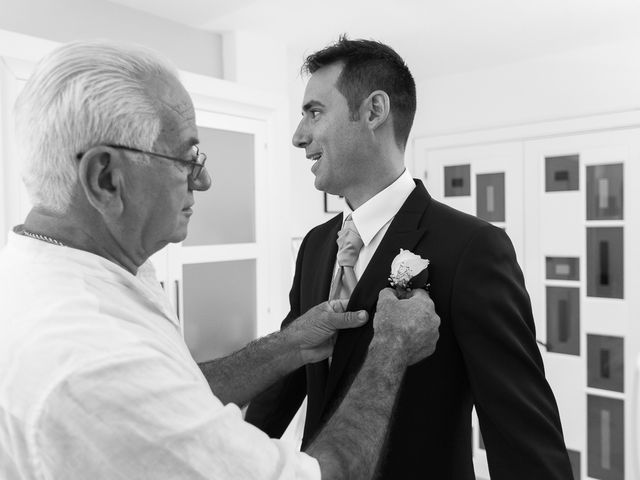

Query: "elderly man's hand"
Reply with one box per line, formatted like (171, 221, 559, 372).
(285, 300, 368, 365)
(373, 288, 440, 365)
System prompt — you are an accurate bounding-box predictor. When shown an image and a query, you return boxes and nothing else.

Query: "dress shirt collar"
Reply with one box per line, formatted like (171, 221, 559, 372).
(343, 168, 415, 246)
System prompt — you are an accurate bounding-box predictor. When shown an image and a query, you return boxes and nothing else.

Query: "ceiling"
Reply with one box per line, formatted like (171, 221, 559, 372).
(107, 0, 640, 80)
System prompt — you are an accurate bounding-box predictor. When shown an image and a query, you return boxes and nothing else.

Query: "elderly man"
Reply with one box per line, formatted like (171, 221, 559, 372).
(0, 41, 440, 480)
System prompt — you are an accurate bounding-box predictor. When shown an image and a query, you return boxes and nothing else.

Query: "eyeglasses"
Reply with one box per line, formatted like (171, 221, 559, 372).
(77, 144, 208, 180)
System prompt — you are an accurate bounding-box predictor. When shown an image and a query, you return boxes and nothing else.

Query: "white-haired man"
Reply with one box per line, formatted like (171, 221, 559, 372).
(0, 41, 440, 479)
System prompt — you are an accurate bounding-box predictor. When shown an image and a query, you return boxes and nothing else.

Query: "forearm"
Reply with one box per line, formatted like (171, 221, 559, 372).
(307, 337, 408, 480)
(198, 330, 302, 406)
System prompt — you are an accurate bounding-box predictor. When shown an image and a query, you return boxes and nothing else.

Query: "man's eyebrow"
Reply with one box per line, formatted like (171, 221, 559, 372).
(302, 100, 325, 112)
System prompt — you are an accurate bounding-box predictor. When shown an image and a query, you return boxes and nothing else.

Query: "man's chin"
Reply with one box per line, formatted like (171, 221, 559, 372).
(314, 177, 338, 195)
(169, 224, 189, 244)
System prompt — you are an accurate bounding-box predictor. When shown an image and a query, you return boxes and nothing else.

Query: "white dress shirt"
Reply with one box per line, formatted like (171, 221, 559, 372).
(282, 169, 416, 448)
(0, 232, 319, 480)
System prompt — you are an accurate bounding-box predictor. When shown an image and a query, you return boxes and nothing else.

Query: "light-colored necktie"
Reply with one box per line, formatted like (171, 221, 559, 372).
(329, 214, 364, 300)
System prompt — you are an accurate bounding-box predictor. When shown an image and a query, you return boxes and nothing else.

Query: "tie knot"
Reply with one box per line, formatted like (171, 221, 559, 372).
(336, 215, 363, 267)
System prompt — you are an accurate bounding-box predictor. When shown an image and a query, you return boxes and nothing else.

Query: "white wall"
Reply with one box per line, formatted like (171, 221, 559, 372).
(412, 39, 640, 137)
(0, 0, 223, 77)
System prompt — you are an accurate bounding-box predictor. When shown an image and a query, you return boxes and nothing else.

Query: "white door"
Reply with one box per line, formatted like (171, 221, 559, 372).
(158, 112, 270, 363)
(524, 128, 640, 480)
(414, 141, 525, 479)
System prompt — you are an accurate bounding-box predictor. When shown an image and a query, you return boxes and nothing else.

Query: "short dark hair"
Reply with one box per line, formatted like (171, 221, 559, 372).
(302, 35, 416, 150)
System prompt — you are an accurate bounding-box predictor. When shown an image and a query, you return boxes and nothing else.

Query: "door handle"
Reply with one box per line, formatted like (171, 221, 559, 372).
(175, 279, 180, 321)
(634, 355, 640, 480)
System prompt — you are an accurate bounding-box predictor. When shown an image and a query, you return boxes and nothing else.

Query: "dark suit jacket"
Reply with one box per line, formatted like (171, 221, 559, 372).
(246, 180, 572, 479)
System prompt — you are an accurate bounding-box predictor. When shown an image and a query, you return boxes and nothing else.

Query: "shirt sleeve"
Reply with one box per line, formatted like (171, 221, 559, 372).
(31, 349, 320, 480)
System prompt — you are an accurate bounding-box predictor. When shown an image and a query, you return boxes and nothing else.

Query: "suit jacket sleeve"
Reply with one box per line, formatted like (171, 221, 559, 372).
(451, 225, 572, 479)
(244, 234, 309, 437)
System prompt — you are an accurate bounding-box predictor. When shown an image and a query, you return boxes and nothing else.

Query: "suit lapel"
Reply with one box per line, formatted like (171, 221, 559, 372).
(322, 181, 432, 413)
(309, 215, 343, 303)
(304, 214, 342, 440)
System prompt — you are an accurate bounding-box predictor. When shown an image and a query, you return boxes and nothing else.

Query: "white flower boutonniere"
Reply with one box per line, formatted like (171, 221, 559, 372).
(388, 249, 430, 291)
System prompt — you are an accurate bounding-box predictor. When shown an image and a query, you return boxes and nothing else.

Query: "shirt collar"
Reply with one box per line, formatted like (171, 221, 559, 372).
(343, 169, 415, 246)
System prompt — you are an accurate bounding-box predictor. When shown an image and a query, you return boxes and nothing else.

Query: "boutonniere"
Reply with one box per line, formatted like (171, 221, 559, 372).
(388, 249, 430, 293)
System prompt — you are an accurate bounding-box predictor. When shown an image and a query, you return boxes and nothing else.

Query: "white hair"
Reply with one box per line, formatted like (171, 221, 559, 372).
(14, 40, 180, 213)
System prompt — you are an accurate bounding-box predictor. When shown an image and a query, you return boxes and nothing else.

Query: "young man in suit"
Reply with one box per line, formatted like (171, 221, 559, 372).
(246, 36, 573, 479)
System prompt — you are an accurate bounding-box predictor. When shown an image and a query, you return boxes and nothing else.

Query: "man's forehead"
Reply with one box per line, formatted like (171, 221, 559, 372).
(302, 63, 343, 105)
(151, 77, 198, 151)
(160, 98, 192, 118)
(157, 87, 194, 121)
(147, 73, 194, 119)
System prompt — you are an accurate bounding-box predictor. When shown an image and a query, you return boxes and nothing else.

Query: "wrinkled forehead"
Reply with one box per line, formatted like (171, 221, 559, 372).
(152, 75, 194, 117)
(148, 73, 197, 150)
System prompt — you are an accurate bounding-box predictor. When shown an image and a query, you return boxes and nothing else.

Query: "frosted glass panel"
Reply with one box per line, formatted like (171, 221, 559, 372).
(184, 127, 255, 246)
(183, 260, 257, 362)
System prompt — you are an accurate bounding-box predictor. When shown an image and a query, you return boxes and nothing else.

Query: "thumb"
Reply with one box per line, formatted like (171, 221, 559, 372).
(378, 287, 398, 300)
(329, 310, 368, 329)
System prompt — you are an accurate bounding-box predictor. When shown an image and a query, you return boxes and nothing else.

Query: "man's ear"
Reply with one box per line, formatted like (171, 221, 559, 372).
(77, 147, 126, 216)
(362, 90, 390, 131)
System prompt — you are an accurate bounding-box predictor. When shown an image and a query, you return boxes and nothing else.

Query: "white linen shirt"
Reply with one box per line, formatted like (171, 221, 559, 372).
(282, 169, 416, 447)
(0, 232, 319, 480)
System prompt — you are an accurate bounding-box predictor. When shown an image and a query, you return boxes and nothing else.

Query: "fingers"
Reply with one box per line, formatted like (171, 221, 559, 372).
(328, 310, 368, 329)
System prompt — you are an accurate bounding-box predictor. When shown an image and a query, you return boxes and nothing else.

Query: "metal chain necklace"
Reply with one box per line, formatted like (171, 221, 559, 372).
(19, 228, 66, 247)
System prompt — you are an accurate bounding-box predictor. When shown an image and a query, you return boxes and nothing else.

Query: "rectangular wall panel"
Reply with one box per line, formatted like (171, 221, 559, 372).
(587, 227, 624, 299)
(476, 172, 505, 222)
(587, 335, 624, 392)
(444, 164, 471, 197)
(546, 287, 580, 355)
(587, 395, 624, 480)
(546, 257, 580, 281)
(545, 154, 580, 191)
(586, 164, 624, 220)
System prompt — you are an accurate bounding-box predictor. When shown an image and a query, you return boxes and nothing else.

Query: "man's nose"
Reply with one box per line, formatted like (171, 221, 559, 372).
(189, 167, 211, 192)
(292, 120, 309, 148)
